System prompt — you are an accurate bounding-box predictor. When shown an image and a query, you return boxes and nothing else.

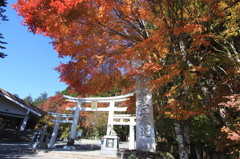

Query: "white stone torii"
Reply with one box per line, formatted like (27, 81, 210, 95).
(53, 90, 155, 152)
(49, 108, 136, 149)
(63, 93, 136, 149)
(112, 114, 136, 150)
(48, 112, 74, 148)
(64, 93, 134, 136)
(66, 109, 136, 150)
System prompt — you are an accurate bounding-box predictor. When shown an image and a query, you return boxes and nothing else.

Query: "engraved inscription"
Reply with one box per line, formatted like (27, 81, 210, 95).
(137, 80, 152, 137)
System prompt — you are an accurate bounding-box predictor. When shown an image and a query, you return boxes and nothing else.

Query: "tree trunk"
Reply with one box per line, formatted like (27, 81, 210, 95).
(174, 121, 189, 159)
(190, 143, 203, 159)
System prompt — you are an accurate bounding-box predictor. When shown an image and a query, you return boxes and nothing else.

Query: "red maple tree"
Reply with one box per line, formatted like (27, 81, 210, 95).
(14, 0, 239, 158)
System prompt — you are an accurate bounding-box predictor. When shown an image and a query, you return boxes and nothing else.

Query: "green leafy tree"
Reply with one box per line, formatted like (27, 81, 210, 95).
(60, 124, 71, 139)
(23, 95, 34, 105)
(190, 115, 218, 150)
(59, 87, 79, 97)
(114, 125, 129, 141)
(34, 92, 48, 107)
(0, 0, 7, 58)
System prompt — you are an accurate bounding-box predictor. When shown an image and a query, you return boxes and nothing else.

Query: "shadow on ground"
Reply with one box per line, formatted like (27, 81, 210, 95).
(0, 142, 101, 159)
(0, 142, 36, 159)
(51, 143, 101, 151)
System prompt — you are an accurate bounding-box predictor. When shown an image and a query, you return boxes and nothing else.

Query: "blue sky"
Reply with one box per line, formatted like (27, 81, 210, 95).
(0, 0, 68, 99)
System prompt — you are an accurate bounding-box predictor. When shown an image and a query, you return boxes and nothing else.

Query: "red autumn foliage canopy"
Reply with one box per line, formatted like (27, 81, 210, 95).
(14, 0, 239, 120)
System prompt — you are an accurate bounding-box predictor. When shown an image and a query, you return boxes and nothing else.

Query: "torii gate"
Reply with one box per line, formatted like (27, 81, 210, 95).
(49, 91, 155, 152)
(48, 112, 74, 148)
(63, 93, 136, 149)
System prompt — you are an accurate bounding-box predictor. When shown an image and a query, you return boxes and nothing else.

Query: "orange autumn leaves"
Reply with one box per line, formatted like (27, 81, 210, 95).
(14, 0, 239, 117)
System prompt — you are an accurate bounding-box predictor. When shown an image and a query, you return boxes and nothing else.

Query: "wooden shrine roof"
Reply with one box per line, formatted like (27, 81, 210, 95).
(0, 88, 46, 117)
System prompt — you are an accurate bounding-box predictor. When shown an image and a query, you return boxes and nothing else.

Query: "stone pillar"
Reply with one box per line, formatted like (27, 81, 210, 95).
(107, 101, 115, 135)
(48, 114, 61, 148)
(20, 111, 29, 131)
(129, 117, 135, 150)
(68, 102, 81, 146)
(136, 76, 156, 152)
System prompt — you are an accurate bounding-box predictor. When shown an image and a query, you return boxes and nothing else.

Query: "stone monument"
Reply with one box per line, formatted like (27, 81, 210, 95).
(30, 125, 49, 149)
(136, 76, 156, 152)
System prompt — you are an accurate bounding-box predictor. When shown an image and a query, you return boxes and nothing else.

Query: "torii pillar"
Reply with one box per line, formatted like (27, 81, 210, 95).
(129, 117, 135, 150)
(48, 114, 61, 148)
(67, 101, 81, 146)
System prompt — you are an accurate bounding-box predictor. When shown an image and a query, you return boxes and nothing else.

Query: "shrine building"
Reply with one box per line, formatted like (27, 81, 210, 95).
(0, 88, 46, 131)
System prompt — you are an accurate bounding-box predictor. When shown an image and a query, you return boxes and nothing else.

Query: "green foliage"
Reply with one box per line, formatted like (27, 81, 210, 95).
(0, 33, 7, 58)
(190, 115, 218, 150)
(92, 115, 107, 138)
(0, 0, 7, 58)
(60, 124, 71, 139)
(23, 95, 34, 105)
(34, 118, 53, 133)
(127, 154, 135, 159)
(114, 125, 129, 141)
(34, 92, 48, 107)
(59, 87, 79, 97)
(0, 0, 7, 21)
(155, 117, 175, 143)
(97, 88, 121, 97)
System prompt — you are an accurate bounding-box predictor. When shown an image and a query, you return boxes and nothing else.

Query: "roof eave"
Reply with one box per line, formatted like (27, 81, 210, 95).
(0, 92, 42, 117)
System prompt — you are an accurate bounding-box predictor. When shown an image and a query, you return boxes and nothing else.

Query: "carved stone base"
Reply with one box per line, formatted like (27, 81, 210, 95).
(101, 135, 119, 156)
